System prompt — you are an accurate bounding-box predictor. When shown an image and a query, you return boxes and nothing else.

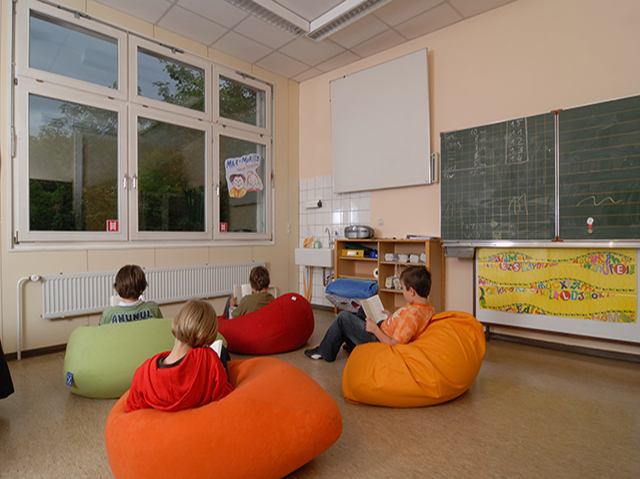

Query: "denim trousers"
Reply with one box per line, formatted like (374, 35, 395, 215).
(317, 309, 379, 361)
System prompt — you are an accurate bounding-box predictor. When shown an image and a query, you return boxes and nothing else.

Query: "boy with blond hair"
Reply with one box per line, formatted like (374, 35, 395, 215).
(126, 298, 233, 413)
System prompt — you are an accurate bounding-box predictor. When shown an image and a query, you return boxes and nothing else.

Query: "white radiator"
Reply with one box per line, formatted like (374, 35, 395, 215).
(40, 262, 265, 319)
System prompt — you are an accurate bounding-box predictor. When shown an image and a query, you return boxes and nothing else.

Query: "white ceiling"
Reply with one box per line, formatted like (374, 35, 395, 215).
(94, 0, 517, 82)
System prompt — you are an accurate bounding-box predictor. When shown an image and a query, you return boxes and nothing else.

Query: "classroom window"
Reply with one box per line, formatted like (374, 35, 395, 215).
(28, 94, 119, 232)
(29, 11, 119, 90)
(13, 0, 273, 246)
(137, 47, 205, 113)
(136, 117, 206, 233)
(218, 134, 268, 236)
(219, 76, 266, 128)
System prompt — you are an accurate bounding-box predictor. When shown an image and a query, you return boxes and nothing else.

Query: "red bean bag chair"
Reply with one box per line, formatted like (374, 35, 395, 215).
(105, 357, 342, 479)
(342, 311, 486, 407)
(218, 293, 314, 355)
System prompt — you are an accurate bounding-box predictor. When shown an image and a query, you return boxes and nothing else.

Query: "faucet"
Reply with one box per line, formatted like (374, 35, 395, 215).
(325, 227, 334, 248)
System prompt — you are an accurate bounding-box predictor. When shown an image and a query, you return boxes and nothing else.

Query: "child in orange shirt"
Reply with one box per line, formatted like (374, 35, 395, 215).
(126, 298, 233, 412)
(305, 266, 435, 362)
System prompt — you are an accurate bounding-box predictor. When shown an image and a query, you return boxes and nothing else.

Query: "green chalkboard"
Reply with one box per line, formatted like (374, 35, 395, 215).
(440, 113, 556, 241)
(559, 95, 640, 240)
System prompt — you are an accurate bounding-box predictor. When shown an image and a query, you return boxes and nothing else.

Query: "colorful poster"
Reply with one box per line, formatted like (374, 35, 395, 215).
(224, 153, 263, 199)
(478, 248, 636, 323)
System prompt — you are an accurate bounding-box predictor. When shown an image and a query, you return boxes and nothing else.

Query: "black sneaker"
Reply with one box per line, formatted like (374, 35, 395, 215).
(304, 347, 323, 360)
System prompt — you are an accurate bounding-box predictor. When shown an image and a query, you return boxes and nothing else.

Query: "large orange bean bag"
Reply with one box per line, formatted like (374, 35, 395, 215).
(342, 311, 486, 407)
(105, 357, 342, 479)
(218, 293, 314, 355)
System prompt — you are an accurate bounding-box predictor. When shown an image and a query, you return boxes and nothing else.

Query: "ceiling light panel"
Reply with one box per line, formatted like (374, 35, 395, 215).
(308, 0, 393, 41)
(224, 0, 309, 36)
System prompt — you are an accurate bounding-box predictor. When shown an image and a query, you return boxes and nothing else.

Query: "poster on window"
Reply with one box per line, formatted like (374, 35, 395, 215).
(224, 153, 263, 199)
(477, 248, 636, 323)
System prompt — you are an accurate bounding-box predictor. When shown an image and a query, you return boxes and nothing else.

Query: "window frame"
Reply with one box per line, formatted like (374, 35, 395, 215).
(12, 0, 274, 248)
(17, 0, 128, 101)
(129, 104, 213, 241)
(128, 36, 213, 122)
(215, 67, 272, 136)
(214, 125, 272, 241)
(15, 78, 129, 242)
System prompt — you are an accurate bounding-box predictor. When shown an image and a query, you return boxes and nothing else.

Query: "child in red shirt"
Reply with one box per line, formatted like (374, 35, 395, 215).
(126, 298, 233, 413)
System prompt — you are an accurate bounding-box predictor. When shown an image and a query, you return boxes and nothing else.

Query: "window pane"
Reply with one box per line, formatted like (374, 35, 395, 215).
(137, 48, 205, 112)
(29, 95, 119, 231)
(219, 136, 266, 234)
(219, 77, 265, 127)
(138, 118, 205, 232)
(29, 12, 118, 89)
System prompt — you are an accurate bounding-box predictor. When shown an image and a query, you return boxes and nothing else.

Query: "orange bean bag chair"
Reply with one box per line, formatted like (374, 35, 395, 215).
(105, 357, 342, 479)
(218, 293, 314, 355)
(342, 311, 486, 407)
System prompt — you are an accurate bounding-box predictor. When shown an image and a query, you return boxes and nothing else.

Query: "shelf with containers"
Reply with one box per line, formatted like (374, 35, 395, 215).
(333, 238, 444, 313)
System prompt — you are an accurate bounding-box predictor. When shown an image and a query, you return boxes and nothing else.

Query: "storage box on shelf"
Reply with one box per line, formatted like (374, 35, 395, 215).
(333, 238, 444, 313)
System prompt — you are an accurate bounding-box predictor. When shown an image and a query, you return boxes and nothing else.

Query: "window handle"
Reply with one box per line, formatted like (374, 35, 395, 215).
(132, 175, 138, 189)
(123, 175, 128, 189)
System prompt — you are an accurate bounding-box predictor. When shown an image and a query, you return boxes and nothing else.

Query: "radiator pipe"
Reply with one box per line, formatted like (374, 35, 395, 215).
(16, 275, 40, 361)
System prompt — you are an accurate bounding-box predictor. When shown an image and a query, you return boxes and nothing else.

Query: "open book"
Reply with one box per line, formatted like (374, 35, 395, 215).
(360, 294, 387, 323)
(233, 283, 252, 300)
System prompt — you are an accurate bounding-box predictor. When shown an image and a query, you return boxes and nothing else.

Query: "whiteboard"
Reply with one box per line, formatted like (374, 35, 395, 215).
(475, 249, 640, 344)
(330, 49, 432, 193)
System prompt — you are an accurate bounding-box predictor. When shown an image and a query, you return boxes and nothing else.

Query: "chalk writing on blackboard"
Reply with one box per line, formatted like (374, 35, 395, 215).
(440, 112, 555, 241)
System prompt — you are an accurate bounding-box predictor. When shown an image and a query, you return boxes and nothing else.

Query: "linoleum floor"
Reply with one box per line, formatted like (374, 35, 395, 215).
(1, 309, 639, 478)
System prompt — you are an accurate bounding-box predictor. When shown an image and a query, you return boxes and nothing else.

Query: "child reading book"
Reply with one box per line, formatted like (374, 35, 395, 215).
(305, 265, 435, 362)
(224, 265, 274, 318)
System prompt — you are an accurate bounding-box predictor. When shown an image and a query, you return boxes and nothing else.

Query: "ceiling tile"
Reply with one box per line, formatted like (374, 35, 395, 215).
(211, 31, 273, 64)
(351, 29, 407, 58)
(278, 37, 345, 66)
(449, 0, 516, 18)
(158, 6, 228, 46)
(292, 67, 324, 83)
(255, 51, 309, 78)
(94, 0, 172, 24)
(315, 50, 362, 73)
(395, 2, 462, 40)
(327, 13, 389, 49)
(373, 0, 444, 27)
(275, 0, 345, 22)
(234, 15, 298, 49)
(177, 0, 248, 26)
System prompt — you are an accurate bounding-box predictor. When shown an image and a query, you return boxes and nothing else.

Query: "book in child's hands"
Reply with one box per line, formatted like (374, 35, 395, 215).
(210, 339, 223, 358)
(233, 283, 252, 300)
(360, 294, 387, 322)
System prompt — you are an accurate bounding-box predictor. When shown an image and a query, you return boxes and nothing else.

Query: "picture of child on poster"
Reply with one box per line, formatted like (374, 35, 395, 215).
(225, 153, 263, 199)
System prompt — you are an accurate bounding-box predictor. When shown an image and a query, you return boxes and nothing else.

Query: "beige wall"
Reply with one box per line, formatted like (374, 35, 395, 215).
(299, 0, 640, 353)
(0, 0, 299, 354)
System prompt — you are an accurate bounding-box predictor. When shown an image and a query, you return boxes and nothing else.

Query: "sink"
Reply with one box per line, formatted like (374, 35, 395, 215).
(295, 248, 334, 268)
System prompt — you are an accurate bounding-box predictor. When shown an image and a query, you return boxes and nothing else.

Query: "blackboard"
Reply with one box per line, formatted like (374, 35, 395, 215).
(559, 96, 640, 240)
(441, 93, 640, 242)
(440, 113, 556, 241)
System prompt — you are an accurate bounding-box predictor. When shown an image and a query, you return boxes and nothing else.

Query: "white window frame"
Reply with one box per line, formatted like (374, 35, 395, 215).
(129, 36, 212, 122)
(129, 104, 213, 241)
(215, 67, 272, 137)
(16, 0, 128, 101)
(15, 78, 129, 242)
(214, 125, 272, 241)
(11, 0, 274, 248)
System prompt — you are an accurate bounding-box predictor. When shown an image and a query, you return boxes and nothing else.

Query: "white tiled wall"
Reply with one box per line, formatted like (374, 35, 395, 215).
(298, 175, 371, 307)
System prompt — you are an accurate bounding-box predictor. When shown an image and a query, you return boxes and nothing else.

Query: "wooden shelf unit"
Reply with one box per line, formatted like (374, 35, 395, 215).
(334, 238, 444, 313)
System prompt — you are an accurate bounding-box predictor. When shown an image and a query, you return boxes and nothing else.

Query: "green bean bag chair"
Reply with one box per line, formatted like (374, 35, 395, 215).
(63, 318, 226, 399)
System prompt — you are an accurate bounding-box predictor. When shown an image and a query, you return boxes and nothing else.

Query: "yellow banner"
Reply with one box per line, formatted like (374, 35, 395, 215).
(478, 249, 636, 323)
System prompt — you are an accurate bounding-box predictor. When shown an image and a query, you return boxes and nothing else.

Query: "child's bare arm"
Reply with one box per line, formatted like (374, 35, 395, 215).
(365, 317, 399, 345)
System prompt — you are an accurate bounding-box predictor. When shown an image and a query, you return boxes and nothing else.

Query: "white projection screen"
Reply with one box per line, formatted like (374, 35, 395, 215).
(330, 48, 432, 193)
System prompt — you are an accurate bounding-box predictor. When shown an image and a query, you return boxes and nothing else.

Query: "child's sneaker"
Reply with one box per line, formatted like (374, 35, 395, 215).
(304, 347, 323, 360)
